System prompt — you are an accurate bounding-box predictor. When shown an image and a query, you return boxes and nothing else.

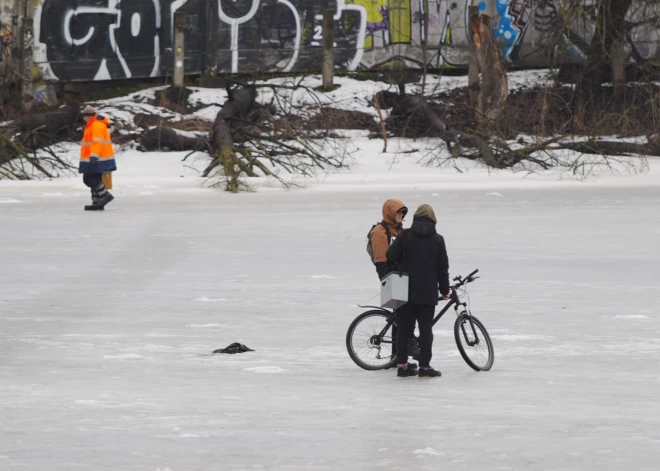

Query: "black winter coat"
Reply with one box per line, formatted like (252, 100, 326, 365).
(386, 216, 450, 306)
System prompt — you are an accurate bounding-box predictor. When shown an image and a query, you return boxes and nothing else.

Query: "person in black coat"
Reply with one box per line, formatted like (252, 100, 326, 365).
(386, 204, 450, 378)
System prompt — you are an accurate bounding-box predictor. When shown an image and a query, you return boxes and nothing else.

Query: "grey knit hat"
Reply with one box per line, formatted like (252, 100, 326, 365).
(414, 204, 437, 223)
(82, 105, 97, 115)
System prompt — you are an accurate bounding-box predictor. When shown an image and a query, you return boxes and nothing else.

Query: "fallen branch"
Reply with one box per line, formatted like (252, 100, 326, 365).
(139, 125, 208, 152)
(552, 140, 660, 157)
(0, 131, 75, 180)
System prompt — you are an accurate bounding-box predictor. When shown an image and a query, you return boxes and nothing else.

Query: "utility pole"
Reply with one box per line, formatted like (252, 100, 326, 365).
(173, 11, 186, 90)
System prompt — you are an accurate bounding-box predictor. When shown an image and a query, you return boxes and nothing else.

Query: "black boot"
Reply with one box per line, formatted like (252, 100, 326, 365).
(397, 366, 418, 378)
(418, 367, 441, 378)
(85, 189, 106, 211)
(92, 180, 114, 208)
(85, 191, 105, 211)
(96, 192, 114, 207)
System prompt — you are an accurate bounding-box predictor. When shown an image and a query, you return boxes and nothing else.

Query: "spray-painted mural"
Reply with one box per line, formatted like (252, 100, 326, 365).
(0, 6, 18, 74)
(24, 0, 660, 82)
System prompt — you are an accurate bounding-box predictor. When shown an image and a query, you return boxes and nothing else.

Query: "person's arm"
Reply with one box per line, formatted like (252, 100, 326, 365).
(89, 122, 104, 164)
(437, 236, 450, 297)
(386, 231, 405, 269)
(371, 226, 390, 279)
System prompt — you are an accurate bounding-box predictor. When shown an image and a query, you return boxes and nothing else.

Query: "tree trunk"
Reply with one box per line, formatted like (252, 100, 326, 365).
(556, 139, 659, 156)
(203, 86, 257, 191)
(471, 14, 508, 136)
(578, 0, 633, 99)
(16, 104, 80, 150)
(467, 7, 481, 107)
(375, 90, 498, 165)
(138, 125, 208, 152)
(611, 38, 626, 99)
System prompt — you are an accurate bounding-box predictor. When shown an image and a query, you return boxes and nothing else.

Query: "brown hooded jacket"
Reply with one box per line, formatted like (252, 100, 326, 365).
(370, 199, 407, 267)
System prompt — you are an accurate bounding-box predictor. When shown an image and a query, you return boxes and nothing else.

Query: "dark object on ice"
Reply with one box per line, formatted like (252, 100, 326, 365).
(213, 343, 254, 354)
(84, 204, 105, 211)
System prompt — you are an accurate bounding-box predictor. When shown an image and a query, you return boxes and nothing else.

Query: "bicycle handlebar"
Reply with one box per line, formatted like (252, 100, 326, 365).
(451, 269, 479, 290)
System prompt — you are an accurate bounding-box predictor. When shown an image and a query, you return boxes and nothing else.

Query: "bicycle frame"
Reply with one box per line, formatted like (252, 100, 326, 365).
(349, 269, 491, 370)
(358, 270, 478, 344)
(359, 290, 468, 344)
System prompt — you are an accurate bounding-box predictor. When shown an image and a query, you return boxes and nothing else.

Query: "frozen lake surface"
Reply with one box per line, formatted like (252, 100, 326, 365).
(1, 182, 659, 470)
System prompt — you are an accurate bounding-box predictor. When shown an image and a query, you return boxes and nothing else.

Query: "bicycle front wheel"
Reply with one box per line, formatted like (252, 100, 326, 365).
(346, 310, 397, 370)
(454, 314, 494, 371)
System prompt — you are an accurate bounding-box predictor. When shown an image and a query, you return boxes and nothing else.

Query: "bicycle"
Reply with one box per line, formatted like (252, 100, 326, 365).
(346, 269, 494, 372)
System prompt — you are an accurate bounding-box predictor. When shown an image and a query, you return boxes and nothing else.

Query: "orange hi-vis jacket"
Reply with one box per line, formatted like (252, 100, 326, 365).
(79, 114, 117, 174)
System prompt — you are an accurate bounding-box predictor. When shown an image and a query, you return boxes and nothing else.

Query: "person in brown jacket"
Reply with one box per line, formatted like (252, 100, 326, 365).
(369, 199, 408, 279)
(368, 199, 419, 367)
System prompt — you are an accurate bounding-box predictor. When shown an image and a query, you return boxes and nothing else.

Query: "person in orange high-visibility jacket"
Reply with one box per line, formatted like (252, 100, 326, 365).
(80, 105, 116, 211)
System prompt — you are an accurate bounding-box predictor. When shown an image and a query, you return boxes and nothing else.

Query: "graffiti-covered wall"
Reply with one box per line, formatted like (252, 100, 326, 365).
(21, 0, 660, 82)
(1, 1, 19, 75)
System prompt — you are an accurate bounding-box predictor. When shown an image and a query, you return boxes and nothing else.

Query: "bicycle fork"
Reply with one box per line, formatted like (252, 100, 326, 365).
(455, 301, 481, 347)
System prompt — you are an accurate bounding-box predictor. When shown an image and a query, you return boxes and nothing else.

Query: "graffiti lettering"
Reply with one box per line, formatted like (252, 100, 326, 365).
(28, 0, 660, 82)
(561, 0, 660, 64)
(35, 0, 169, 81)
(493, 0, 532, 62)
(532, 0, 557, 32)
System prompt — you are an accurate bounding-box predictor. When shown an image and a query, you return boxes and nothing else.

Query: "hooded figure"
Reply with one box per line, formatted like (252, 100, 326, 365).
(385, 204, 449, 378)
(370, 199, 408, 279)
(80, 106, 116, 210)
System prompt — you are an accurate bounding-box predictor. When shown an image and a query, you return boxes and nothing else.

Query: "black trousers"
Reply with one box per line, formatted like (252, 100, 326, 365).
(82, 173, 107, 201)
(396, 302, 434, 367)
(83, 172, 102, 188)
(391, 310, 418, 359)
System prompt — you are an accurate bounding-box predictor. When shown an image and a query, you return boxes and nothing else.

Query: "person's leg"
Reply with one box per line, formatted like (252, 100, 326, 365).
(416, 305, 435, 368)
(87, 173, 113, 206)
(395, 304, 415, 367)
(408, 322, 420, 359)
(82, 173, 100, 202)
(391, 311, 398, 357)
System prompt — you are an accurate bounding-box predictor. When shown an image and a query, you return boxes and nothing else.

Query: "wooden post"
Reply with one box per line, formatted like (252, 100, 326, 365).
(322, 9, 334, 90)
(173, 12, 186, 90)
(467, 6, 480, 107)
(611, 38, 626, 100)
(420, 5, 429, 95)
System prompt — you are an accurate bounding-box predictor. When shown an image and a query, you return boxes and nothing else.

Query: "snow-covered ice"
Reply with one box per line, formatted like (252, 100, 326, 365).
(243, 367, 286, 374)
(2, 167, 659, 470)
(2, 76, 660, 467)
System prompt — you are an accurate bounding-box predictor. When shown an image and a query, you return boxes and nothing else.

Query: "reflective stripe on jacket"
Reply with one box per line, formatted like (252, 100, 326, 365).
(79, 115, 117, 174)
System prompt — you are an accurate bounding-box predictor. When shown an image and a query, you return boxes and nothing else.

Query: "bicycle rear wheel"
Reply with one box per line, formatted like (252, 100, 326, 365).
(454, 314, 494, 371)
(346, 310, 397, 370)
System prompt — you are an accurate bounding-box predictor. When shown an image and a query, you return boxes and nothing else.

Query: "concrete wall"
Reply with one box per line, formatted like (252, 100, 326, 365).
(2, 0, 659, 83)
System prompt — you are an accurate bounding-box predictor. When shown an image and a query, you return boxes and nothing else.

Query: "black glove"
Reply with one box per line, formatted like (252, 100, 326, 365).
(375, 262, 391, 280)
(90, 155, 99, 164)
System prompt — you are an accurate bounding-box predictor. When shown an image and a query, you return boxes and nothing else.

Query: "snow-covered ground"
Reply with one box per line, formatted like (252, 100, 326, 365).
(1, 150, 660, 470)
(2, 70, 660, 469)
